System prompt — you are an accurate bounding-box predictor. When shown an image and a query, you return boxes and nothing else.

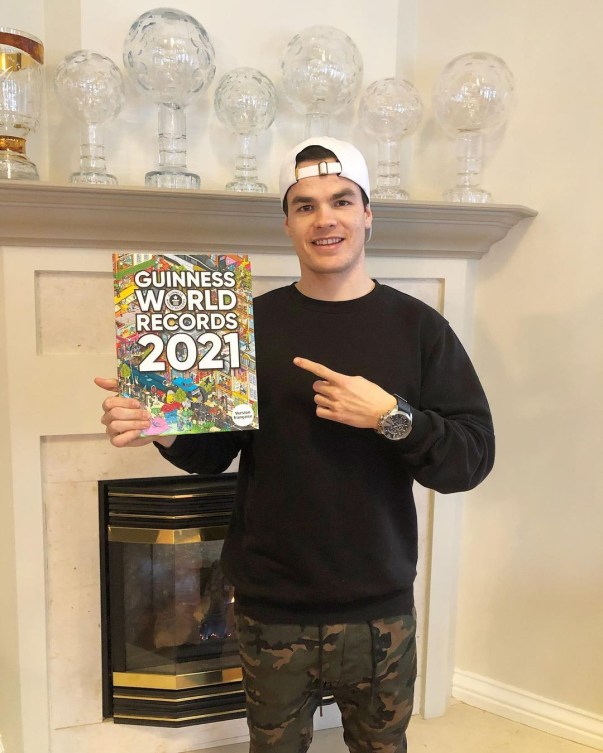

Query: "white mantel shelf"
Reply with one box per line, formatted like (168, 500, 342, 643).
(0, 181, 536, 258)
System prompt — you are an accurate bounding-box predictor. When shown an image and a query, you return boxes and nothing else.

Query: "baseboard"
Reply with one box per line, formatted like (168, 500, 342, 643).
(453, 669, 603, 750)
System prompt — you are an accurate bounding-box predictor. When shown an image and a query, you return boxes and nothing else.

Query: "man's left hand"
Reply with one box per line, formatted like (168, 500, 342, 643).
(293, 357, 396, 429)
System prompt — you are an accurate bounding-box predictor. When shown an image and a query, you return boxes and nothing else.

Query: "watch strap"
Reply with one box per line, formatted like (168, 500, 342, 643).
(393, 394, 411, 415)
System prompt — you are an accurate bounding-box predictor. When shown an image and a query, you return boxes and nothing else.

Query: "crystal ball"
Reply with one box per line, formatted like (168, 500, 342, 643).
(214, 67, 277, 136)
(281, 24, 363, 115)
(123, 8, 215, 107)
(359, 77, 422, 140)
(433, 51, 515, 136)
(54, 50, 125, 125)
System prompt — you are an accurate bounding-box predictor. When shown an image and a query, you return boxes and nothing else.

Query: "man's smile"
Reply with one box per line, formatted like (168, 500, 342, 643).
(312, 237, 344, 246)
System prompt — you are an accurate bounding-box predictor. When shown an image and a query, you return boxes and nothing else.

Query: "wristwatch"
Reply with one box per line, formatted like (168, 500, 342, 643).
(376, 394, 413, 440)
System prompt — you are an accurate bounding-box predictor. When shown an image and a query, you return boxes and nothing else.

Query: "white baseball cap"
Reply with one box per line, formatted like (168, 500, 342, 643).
(279, 136, 371, 208)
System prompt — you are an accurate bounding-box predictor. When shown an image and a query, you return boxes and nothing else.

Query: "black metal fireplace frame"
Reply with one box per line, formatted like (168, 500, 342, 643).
(98, 471, 247, 727)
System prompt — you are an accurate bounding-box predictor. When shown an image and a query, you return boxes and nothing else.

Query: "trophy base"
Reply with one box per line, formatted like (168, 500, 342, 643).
(146, 169, 200, 190)
(371, 187, 409, 201)
(0, 150, 39, 181)
(443, 186, 491, 203)
(225, 179, 267, 193)
(70, 171, 118, 185)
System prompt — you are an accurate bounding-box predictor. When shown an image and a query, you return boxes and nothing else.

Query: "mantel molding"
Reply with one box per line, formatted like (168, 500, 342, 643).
(0, 181, 536, 258)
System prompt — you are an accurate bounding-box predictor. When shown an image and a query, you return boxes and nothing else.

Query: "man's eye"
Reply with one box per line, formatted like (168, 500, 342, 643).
(335, 199, 351, 206)
(297, 204, 312, 212)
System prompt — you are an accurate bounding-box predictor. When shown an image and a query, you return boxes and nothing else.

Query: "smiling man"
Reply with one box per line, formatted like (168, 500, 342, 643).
(96, 136, 495, 753)
(282, 142, 373, 297)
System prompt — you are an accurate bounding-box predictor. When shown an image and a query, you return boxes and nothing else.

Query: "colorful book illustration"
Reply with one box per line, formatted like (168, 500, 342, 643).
(113, 252, 258, 436)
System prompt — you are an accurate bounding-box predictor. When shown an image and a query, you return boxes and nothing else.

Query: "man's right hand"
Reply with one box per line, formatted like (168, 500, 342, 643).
(94, 377, 176, 449)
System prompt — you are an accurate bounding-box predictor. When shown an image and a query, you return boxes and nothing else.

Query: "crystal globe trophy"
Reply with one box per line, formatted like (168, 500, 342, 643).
(214, 67, 277, 192)
(281, 25, 363, 137)
(123, 8, 216, 189)
(359, 77, 422, 200)
(54, 50, 124, 184)
(0, 27, 44, 180)
(433, 52, 515, 203)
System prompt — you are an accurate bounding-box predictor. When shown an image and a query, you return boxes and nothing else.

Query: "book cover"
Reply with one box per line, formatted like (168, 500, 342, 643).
(113, 252, 258, 436)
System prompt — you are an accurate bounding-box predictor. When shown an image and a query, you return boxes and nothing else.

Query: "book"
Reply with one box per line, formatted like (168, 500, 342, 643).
(113, 252, 258, 436)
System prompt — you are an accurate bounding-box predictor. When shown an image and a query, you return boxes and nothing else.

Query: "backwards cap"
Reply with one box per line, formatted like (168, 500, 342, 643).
(278, 136, 370, 207)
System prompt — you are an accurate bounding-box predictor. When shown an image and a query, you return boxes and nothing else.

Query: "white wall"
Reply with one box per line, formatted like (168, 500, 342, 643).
(413, 0, 603, 726)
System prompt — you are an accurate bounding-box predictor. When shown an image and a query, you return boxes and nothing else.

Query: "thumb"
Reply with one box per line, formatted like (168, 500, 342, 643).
(94, 376, 118, 392)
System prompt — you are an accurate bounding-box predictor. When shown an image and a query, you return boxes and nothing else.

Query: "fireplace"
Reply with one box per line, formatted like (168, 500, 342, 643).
(98, 471, 246, 727)
(1, 182, 534, 751)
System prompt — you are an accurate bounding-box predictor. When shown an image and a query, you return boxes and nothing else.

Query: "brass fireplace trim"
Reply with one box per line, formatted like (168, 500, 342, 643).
(110, 490, 233, 500)
(114, 666, 242, 690)
(113, 708, 243, 723)
(109, 511, 228, 521)
(114, 687, 242, 703)
(108, 525, 228, 545)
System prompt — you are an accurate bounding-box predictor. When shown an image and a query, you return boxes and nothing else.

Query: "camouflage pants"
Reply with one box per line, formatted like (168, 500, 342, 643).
(236, 612, 417, 753)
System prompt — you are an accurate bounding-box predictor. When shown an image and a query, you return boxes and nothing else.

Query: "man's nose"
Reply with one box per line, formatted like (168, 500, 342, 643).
(314, 204, 336, 226)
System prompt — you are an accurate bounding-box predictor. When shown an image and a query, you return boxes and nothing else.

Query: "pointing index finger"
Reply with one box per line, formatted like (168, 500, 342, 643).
(293, 357, 341, 382)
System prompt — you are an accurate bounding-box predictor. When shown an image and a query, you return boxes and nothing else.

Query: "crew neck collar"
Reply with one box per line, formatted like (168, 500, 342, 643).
(287, 280, 382, 310)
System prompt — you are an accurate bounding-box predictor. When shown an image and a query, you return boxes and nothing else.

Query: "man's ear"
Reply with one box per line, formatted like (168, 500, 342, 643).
(284, 216, 292, 237)
(364, 204, 373, 229)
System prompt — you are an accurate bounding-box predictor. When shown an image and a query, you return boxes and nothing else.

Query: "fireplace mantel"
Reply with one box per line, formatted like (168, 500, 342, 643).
(0, 181, 536, 257)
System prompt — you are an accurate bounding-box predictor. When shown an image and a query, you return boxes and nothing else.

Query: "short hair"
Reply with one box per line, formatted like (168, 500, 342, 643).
(283, 145, 370, 215)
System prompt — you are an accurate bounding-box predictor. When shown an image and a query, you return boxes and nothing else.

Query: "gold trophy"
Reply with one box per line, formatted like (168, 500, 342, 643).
(0, 27, 44, 180)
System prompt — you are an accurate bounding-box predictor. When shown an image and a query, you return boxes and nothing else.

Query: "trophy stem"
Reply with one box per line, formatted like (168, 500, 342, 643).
(444, 130, 490, 203)
(158, 102, 187, 169)
(146, 102, 200, 189)
(373, 138, 408, 200)
(226, 133, 266, 193)
(305, 111, 329, 138)
(70, 123, 118, 184)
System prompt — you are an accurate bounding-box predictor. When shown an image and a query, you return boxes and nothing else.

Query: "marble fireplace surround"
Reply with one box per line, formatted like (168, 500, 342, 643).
(0, 182, 535, 753)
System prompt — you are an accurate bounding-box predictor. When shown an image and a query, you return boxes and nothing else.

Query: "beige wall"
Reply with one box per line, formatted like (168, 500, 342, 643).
(413, 0, 603, 717)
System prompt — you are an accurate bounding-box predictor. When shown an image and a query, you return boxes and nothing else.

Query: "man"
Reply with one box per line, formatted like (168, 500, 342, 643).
(96, 136, 495, 753)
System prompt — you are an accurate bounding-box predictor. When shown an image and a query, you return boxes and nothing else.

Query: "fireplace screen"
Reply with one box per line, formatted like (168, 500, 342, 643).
(99, 472, 246, 727)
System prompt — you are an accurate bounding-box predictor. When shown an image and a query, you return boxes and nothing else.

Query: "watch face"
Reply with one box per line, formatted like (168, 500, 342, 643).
(382, 412, 412, 440)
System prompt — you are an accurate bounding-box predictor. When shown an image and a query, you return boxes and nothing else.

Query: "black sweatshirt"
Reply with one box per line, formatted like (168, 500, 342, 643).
(157, 282, 494, 623)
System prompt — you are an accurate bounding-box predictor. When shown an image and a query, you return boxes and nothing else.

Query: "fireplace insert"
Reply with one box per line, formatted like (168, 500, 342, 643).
(99, 472, 245, 727)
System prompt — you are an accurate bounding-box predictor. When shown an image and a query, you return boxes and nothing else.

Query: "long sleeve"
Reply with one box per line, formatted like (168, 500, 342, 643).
(396, 322, 495, 493)
(155, 430, 248, 475)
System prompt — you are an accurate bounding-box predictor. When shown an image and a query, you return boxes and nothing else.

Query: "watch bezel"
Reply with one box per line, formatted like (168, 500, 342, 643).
(376, 395, 413, 440)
